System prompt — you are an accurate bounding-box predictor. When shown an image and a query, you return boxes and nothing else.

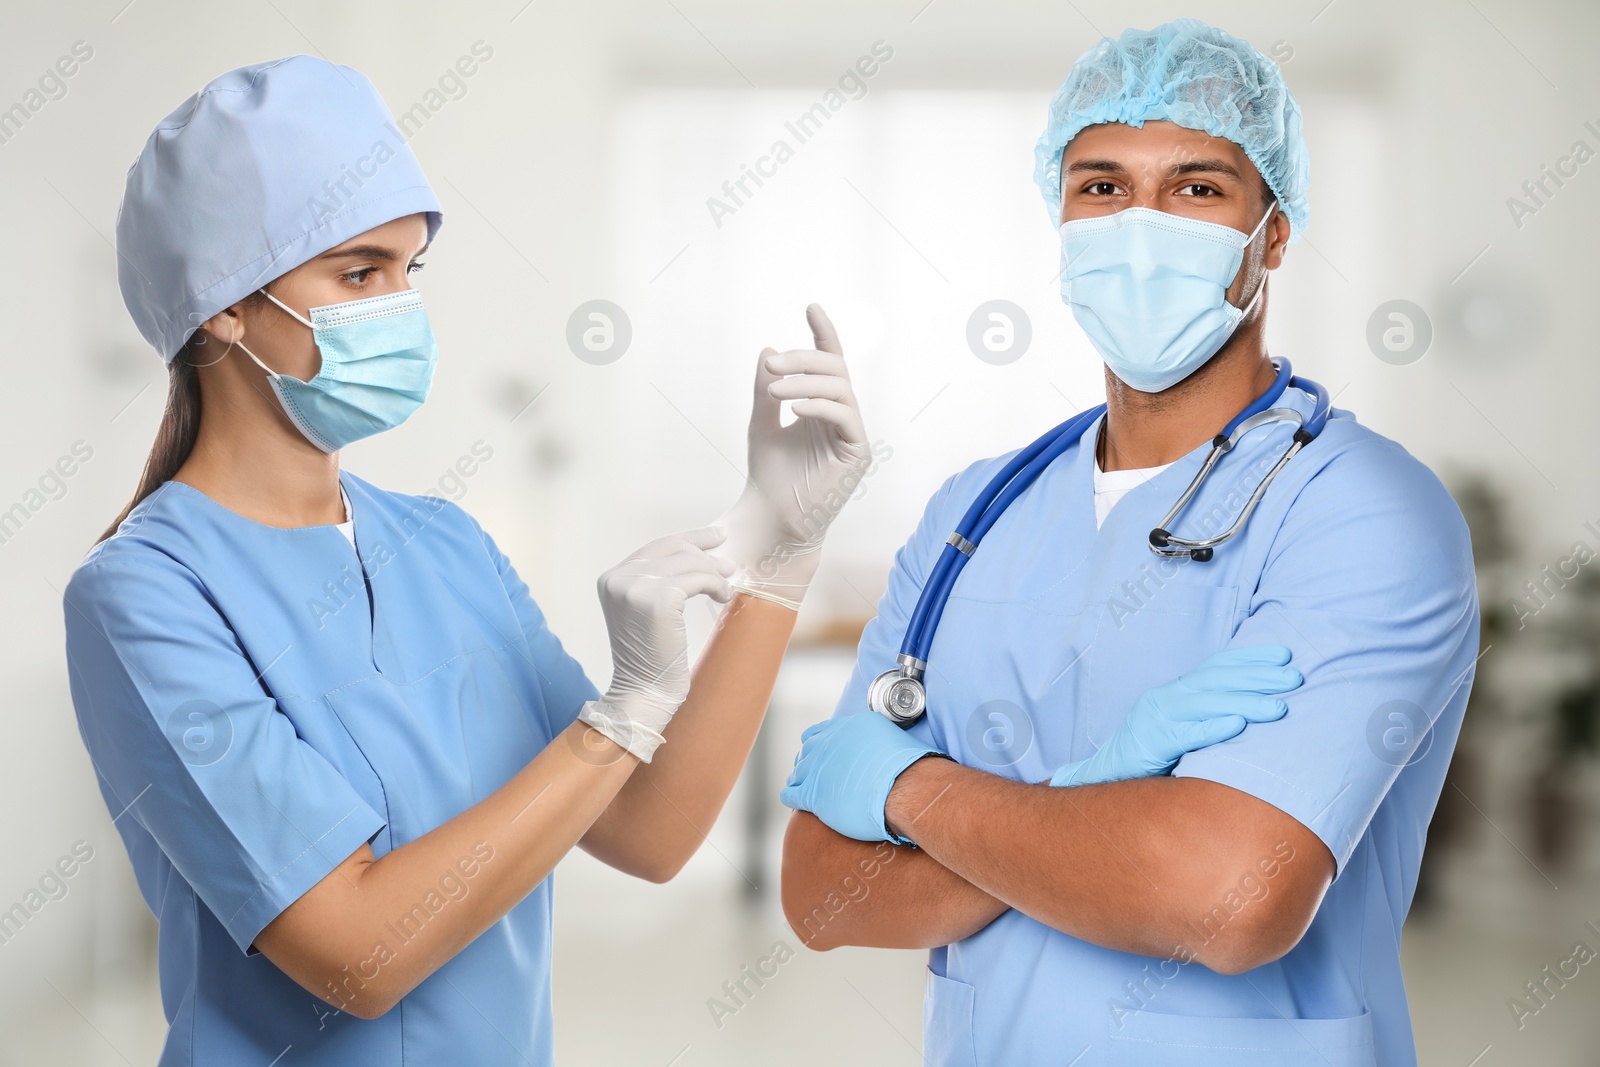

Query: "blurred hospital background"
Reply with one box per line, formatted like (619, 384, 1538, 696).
(2, 0, 1598, 1062)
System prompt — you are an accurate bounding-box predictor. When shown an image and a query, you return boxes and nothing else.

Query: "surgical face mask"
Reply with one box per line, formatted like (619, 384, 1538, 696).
(1060, 202, 1275, 393)
(235, 287, 438, 453)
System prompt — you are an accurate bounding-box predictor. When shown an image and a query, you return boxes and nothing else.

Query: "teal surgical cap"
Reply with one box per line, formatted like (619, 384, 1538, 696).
(1034, 18, 1310, 243)
(116, 55, 443, 363)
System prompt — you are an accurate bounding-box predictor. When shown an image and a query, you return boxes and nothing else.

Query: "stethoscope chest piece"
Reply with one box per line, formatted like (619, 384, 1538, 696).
(868, 665, 927, 726)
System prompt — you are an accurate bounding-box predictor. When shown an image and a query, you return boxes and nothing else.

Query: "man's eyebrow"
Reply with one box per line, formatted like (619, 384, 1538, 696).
(1064, 158, 1129, 175)
(1063, 157, 1247, 181)
(1169, 159, 1244, 181)
(318, 241, 431, 261)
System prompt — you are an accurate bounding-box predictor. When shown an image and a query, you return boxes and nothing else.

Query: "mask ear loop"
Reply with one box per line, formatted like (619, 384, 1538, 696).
(236, 287, 319, 378)
(183, 287, 315, 373)
(1230, 199, 1280, 317)
(233, 337, 278, 378)
(1244, 198, 1279, 247)
(187, 327, 272, 372)
(259, 287, 316, 330)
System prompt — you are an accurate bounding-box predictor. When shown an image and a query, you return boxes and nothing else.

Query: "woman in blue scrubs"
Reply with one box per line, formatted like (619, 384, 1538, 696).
(63, 56, 870, 1066)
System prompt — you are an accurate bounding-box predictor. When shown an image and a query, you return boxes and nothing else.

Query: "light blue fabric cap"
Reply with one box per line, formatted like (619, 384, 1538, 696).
(115, 55, 443, 363)
(1034, 18, 1310, 243)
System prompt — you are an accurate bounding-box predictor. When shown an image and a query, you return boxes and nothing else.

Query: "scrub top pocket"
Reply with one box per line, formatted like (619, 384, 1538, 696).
(923, 969, 980, 1067)
(1105, 1005, 1376, 1066)
(920, 594, 1102, 778)
(1081, 582, 1240, 749)
(323, 645, 548, 850)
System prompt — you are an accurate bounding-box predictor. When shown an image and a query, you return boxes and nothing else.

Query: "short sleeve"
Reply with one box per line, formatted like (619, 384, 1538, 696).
(1171, 440, 1481, 878)
(62, 557, 387, 955)
(467, 512, 601, 738)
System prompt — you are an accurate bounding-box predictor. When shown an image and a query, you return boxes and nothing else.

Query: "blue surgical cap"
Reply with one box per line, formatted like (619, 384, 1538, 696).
(1034, 18, 1309, 243)
(116, 55, 443, 363)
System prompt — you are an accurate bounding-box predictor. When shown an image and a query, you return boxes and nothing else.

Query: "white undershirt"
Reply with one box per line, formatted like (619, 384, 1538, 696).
(335, 482, 355, 547)
(1093, 455, 1173, 529)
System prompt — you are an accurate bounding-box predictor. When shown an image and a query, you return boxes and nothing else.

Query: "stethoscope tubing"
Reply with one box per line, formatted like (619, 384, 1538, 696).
(898, 358, 1329, 667)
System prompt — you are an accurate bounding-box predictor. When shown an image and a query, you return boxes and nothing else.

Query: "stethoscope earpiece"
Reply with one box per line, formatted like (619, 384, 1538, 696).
(1148, 359, 1330, 561)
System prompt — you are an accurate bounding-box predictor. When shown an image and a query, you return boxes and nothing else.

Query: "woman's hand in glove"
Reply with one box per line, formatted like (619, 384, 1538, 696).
(577, 527, 737, 762)
(711, 304, 873, 609)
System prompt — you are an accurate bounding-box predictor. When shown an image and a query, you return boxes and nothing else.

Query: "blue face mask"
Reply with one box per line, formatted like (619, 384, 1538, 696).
(236, 287, 438, 453)
(1060, 203, 1275, 393)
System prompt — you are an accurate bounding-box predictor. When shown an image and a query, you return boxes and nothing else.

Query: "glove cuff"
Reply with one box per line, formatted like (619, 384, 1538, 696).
(576, 697, 667, 763)
(1048, 759, 1088, 788)
(732, 544, 821, 606)
(881, 751, 953, 846)
(710, 488, 825, 605)
(730, 581, 804, 611)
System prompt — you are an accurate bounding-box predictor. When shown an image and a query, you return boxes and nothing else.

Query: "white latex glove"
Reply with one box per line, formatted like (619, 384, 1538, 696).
(711, 304, 873, 609)
(576, 527, 737, 762)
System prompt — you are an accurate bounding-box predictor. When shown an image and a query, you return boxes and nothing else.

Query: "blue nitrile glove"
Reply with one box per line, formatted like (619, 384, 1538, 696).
(780, 712, 944, 843)
(1050, 644, 1302, 787)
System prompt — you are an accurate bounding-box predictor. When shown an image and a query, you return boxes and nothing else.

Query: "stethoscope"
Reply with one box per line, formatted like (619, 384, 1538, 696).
(867, 358, 1331, 726)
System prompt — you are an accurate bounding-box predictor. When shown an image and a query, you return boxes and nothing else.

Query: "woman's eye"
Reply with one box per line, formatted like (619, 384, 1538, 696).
(340, 263, 422, 285)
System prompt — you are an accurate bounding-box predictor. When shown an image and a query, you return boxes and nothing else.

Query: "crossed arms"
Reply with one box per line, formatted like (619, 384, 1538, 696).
(781, 766, 1333, 975)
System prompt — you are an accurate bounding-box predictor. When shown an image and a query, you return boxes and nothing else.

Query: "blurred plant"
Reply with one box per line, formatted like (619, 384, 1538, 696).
(1529, 565, 1600, 866)
(1412, 472, 1512, 913)
(1452, 474, 1517, 567)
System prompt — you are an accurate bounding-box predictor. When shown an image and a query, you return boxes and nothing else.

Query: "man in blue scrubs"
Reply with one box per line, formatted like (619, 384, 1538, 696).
(779, 18, 1479, 1067)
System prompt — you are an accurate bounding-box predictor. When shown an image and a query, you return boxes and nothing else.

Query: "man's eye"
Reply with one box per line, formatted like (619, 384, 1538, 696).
(1179, 183, 1215, 197)
(1087, 181, 1119, 196)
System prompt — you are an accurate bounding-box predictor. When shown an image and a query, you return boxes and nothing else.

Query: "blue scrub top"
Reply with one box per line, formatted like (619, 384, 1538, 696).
(62, 470, 599, 1067)
(833, 385, 1479, 1067)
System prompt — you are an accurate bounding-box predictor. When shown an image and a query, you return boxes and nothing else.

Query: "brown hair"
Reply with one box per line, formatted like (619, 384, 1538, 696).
(94, 292, 267, 545)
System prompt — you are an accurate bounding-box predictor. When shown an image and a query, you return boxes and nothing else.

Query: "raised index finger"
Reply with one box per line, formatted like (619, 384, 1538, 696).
(806, 303, 843, 357)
